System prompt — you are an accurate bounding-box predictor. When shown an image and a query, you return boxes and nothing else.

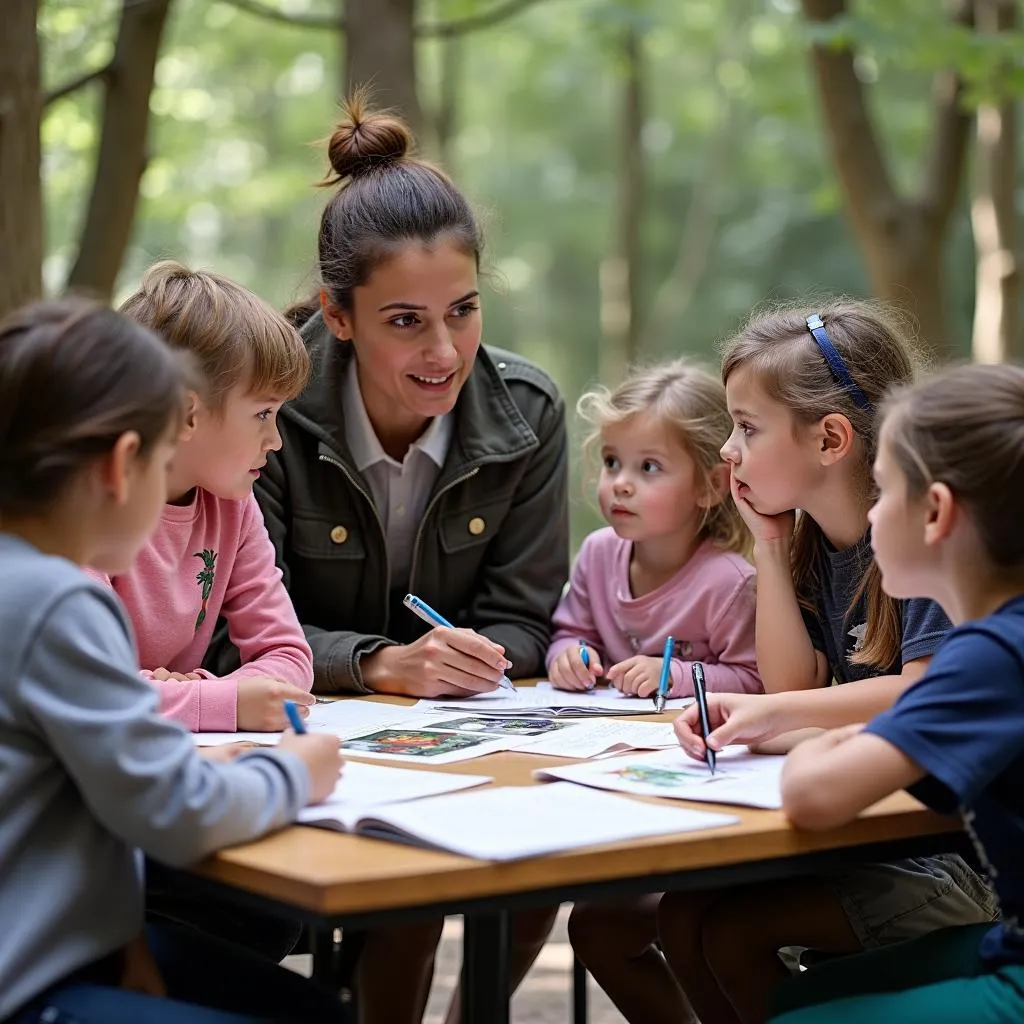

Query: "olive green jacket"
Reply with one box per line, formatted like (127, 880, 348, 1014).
(231, 313, 569, 694)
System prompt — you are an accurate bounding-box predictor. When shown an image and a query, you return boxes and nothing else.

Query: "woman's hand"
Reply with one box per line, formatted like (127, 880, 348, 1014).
(361, 628, 512, 698)
(549, 644, 603, 691)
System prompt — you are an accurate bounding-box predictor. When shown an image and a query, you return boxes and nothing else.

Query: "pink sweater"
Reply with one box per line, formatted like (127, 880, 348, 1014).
(92, 491, 312, 731)
(546, 528, 761, 697)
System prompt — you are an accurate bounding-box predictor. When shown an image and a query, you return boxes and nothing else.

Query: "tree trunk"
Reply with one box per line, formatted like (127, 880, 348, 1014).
(345, 0, 422, 138)
(600, 23, 645, 384)
(971, 0, 1019, 363)
(801, 0, 973, 359)
(66, 0, 172, 301)
(0, 0, 43, 319)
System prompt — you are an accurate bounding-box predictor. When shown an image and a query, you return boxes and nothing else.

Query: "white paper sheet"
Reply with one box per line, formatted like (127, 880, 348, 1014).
(194, 700, 441, 748)
(535, 746, 786, 809)
(513, 719, 679, 758)
(415, 681, 693, 718)
(344, 782, 738, 860)
(297, 761, 493, 829)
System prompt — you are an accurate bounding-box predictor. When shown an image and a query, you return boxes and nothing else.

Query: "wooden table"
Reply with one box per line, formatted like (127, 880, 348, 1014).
(189, 694, 965, 1022)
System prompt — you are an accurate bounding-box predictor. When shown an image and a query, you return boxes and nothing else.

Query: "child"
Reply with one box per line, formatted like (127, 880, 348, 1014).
(103, 261, 320, 961)
(667, 301, 996, 1024)
(0, 298, 343, 1023)
(553, 360, 760, 1020)
(548, 359, 759, 696)
(102, 260, 316, 735)
(770, 362, 1024, 1023)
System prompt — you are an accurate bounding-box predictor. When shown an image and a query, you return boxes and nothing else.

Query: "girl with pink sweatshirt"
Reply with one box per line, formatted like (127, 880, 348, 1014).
(554, 360, 762, 1017)
(547, 359, 760, 698)
(96, 261, 317, 963)
(95, 261, 315, 735)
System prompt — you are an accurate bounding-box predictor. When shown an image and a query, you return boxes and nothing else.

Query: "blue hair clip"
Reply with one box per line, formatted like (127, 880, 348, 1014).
(806, 314, 873, 413)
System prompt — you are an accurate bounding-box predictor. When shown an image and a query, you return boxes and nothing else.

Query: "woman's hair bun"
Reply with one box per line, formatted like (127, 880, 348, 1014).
(323, 91, 413, 185)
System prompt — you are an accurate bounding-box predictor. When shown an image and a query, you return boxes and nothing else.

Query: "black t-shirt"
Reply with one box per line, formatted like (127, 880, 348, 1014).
(800, 531, 950, 683)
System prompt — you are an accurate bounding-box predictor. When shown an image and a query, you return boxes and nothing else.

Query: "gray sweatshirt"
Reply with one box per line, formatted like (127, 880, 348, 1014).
(0, 534, 310, 1018)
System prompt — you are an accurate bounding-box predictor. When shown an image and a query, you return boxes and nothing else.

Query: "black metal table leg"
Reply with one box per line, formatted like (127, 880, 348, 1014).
(573, 952, 589, 1024)
(309, 924, 339, 988)
(462, 910, 510, 1024)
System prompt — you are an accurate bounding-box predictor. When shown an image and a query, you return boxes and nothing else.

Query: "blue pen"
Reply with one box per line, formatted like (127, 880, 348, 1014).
(653, 635, 675, 713)
(403, 594, 515, 691)
(578, 641, 596, 692)
(691, 662, 716, 774)
(283, 699, 307, 735)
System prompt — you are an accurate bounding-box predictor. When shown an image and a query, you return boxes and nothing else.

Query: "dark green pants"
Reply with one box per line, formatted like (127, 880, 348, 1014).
(771, 924, 1024, 1024)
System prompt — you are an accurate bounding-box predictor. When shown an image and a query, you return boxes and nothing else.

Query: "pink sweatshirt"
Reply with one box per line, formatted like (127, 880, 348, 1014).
(546, 528, 761, 697)
(92, 490, 312, 731)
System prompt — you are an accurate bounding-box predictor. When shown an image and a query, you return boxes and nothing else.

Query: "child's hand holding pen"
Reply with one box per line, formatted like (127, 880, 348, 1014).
(549, 641, 603, 691)
(281, 700, 344, 804)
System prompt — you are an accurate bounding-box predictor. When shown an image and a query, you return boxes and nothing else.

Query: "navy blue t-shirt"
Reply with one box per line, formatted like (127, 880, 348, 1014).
(800, 531, 950, 683)
(868, 594, 1024, 967)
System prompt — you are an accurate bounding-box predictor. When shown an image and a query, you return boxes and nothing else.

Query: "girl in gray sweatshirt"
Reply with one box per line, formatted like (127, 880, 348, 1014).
(0, 299, 343, 1023)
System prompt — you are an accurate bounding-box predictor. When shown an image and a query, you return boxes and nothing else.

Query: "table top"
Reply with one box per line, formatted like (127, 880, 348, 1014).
(193, 693, 962, 918)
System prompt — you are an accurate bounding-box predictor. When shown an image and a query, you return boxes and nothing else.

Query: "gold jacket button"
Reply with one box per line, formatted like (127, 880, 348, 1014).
(468, 516, 486, 536)
(330, 525, 348, 544)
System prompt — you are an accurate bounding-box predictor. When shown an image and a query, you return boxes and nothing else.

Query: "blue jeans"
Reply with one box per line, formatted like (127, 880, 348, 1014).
(6, 921, 342, 1023)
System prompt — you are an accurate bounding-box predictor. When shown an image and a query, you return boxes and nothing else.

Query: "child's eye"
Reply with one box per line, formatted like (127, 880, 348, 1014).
(738, 421, 754, 437)
(602, 455, 619, 471)
(256, 408, 274, 422)
(450, 302, 479, 320)
(642, 460, 661, 474)
(389, 314, 420, 329)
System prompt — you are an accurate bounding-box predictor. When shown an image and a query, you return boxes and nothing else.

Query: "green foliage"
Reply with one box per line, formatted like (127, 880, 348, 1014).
(38, 0, 1015, 548)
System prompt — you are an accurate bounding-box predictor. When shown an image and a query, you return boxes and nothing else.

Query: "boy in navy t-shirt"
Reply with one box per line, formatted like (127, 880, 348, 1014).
(773, 363, 1024, 1024)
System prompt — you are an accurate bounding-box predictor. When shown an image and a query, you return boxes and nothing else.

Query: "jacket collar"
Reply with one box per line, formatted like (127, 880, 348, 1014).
(284, 311, 539, 475)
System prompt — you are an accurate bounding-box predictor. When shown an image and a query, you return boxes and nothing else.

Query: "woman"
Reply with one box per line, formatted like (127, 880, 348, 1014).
(212, 96, 568, 1024)
(257, 99, 569, 702)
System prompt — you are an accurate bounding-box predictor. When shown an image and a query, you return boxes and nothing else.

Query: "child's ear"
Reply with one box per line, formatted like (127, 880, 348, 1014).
(698, 463, 730, 509)
(816, 413, 856, 465)
(321, 290, 353, 342)
(178, 391, 201, 442)
(923, 481, 956, 547)
(100, 431, 142, 506)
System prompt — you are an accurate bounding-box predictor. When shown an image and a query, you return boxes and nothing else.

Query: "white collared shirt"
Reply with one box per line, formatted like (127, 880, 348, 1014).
(343, 362, 454, 590)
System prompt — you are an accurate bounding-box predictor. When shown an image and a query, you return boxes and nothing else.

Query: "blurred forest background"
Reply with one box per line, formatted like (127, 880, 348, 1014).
(2, 0, 1023, 544)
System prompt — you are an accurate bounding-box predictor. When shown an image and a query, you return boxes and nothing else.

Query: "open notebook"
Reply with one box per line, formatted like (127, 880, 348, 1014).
(300, 781, 738, 860)
(297, 761, 492, 830)
(416, 681, 693, 719)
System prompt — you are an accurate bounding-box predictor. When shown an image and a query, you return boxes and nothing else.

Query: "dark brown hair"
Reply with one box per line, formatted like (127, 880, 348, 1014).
(317, 93, 483, 314)
(721, 299, 921, 671)
(883, 363, 1024, 569)
(120, 260, 309, 409)
(0, 298, 190, 517)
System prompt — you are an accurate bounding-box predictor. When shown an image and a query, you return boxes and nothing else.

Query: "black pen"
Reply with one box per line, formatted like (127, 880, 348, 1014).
(691, 663, 715, 775)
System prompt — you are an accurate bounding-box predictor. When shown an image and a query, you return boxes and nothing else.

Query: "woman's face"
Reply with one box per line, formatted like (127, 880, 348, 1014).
(323, 241, 482, 442)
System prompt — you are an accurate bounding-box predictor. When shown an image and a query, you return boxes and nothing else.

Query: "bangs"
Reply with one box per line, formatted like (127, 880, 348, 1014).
(245, 318, 311, 401)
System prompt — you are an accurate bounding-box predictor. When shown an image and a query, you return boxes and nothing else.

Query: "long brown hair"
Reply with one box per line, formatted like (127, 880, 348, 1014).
(721, 299, 921, 670)
(578, 359, 750, 557)
(883, 363, 1024, 569)
(0, 298, 190, 518)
